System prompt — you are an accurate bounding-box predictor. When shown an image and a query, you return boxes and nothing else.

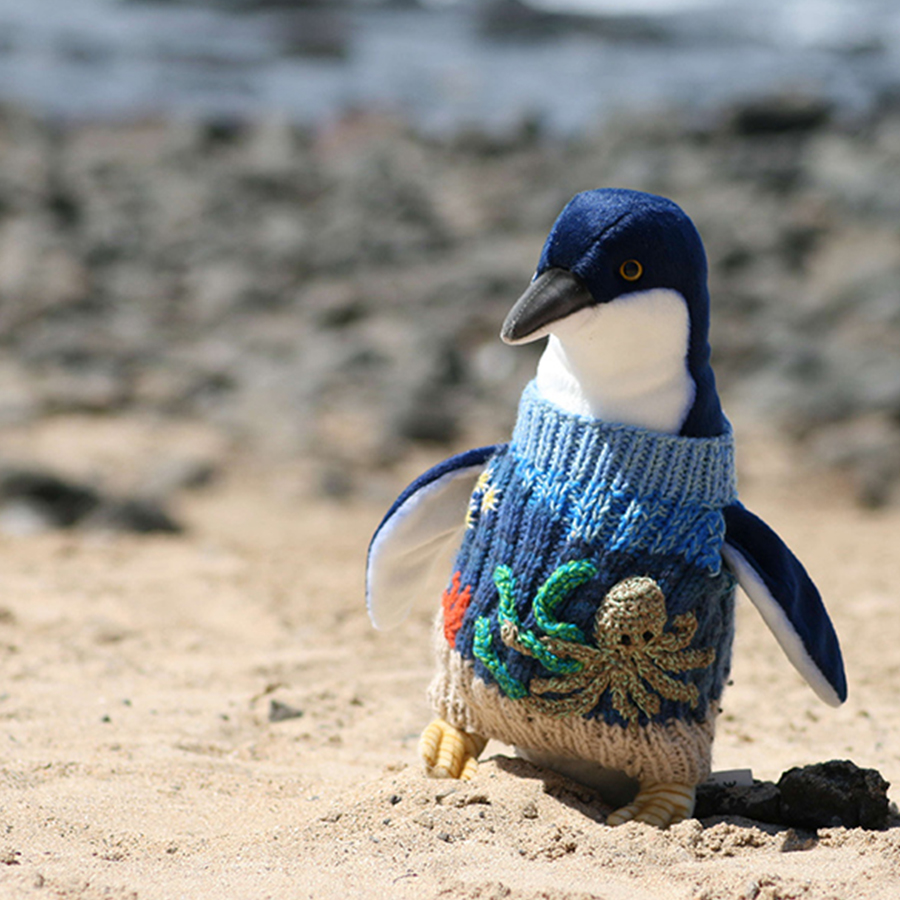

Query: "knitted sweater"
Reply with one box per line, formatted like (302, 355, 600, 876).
(440, 381, 738, 732)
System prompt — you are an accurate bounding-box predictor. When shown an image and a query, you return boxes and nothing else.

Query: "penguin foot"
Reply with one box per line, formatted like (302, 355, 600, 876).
(606, 782, 695, 828)
(419, 718, 487, 780)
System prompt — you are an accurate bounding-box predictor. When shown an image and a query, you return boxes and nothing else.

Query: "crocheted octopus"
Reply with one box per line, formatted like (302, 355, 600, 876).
(496, 569, 716, 725)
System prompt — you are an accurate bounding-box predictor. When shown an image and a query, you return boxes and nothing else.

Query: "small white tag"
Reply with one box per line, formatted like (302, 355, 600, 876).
(706, 769, 754, 788)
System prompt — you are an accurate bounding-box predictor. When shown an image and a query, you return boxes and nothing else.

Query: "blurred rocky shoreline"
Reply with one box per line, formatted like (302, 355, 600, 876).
(1, 92, 899, 510)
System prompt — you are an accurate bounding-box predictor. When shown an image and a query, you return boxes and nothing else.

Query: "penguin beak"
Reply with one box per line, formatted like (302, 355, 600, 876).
(500, 268, 594, 345)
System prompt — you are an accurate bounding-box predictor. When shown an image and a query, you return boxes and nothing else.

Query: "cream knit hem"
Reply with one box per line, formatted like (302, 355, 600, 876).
(429, 622, 718, 787)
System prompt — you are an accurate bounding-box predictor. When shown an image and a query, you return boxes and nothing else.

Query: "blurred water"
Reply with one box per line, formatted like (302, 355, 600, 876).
(0, 0, 898, 132)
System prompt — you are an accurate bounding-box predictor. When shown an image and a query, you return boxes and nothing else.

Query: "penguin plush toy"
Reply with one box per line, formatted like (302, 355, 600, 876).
(366, 188, 846, 827)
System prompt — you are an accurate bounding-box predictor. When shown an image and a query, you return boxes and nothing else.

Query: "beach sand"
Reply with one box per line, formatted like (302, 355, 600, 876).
(1, 411, 898, 899)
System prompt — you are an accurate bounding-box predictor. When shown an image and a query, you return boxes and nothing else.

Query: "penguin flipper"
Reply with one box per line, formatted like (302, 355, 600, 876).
(366, 444, 505, 630)
(722, 503, 847, 707)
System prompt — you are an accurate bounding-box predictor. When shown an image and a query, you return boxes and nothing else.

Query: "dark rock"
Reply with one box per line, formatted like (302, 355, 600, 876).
(695, 779, 782, 823)
(85, 499, 183, 535)
(724, 93, 834, 136)
(777, 760, 891, 830)
(477, 0, 563, 38)
(0, 468, 100, 528)
(198, 116, 249, 148)
(315, 300, 369, 330)
(697, 761, 892, 830)
(0, 467, 183, 535)
(268, 699, 304, 722)
(478, 0, 670, 43)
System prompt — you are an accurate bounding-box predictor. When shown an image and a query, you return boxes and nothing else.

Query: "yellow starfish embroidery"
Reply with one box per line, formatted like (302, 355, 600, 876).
(480, 485, 501, 514)
(466, 467, 500, 528)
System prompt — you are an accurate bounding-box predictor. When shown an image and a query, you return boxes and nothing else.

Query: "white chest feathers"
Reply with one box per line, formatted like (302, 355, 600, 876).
(534, 287, 695, 434)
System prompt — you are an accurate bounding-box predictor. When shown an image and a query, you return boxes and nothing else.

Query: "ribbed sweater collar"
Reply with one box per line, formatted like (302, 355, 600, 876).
(510, 381, 737, 509)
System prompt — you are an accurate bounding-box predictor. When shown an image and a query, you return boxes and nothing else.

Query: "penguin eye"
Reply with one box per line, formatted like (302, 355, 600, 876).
(619, 259, 643, 282)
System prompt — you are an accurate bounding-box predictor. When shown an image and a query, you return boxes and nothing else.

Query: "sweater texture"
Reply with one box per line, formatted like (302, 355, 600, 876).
(441, 381, 738, 732)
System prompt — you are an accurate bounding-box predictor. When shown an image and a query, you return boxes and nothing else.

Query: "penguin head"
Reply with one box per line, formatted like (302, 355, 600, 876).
(501, 188, 725, 437)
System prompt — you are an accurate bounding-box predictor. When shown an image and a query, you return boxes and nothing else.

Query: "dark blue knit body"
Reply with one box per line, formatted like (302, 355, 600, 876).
(449, 382, 737, 730)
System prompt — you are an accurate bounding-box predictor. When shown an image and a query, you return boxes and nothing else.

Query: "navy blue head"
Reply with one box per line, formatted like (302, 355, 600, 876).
(501, 188, 726, 438)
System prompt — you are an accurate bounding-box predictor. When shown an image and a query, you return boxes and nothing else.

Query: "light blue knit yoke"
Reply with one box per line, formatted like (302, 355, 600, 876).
(450, 382, 739, 728)
(509, 381, 737, 572)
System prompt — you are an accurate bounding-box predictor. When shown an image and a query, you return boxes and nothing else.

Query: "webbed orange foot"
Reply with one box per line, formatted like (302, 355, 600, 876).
(419, 718, 487, 780)
(607, 782, 695, 828)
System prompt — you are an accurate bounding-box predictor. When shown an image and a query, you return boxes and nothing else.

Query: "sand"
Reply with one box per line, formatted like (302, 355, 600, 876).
(1, 412, 899, 900)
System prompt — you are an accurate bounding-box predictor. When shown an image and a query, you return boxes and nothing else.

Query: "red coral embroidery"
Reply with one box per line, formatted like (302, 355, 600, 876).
(442, 571, 473, 648)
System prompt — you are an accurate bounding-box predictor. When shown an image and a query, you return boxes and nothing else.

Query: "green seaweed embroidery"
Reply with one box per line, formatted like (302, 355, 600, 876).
(473, 616, 527, 700)
(473, 560, 597, 698)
